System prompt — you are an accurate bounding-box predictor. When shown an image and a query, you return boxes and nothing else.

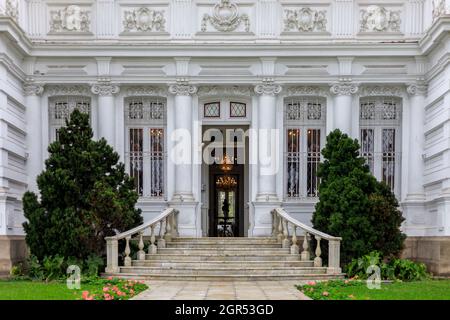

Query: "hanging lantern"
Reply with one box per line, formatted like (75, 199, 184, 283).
(216, 175, 237, 190)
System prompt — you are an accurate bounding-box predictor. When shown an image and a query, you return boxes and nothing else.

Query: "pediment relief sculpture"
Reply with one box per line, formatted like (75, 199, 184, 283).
(123, 8, 166, 32)
(360, 5, 401, 32)
(201, 0, 250, 32)
(50, 5, 90, 32)
(283, 8, 327, 32)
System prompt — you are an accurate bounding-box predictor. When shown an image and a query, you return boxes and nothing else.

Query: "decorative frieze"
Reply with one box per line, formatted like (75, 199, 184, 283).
(126, 86, 168, 97)
(46, 85, 89, 96)
(91, 81, 120, 96)
(407, 83, 428, 96)
(359, 86, 404, 97)
(432, 0, 448, 20)
(254, 79, 282, 96)
(330, 81, 358, 95)
(23, 81, 44, 96)
(50, 5, 90, 33)
(360, 6, 401, 32)
(123, 8, 166, 32)
(283, 8, 327, 32)
(168, 80, 197, 96)
(4, 0, 18, 22)
(197, 86, 253, 97)
(286, 86, 328, 97)
(201, 0, 250, 32)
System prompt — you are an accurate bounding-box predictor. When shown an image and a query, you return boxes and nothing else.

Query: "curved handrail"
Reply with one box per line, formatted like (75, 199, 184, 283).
(105, 207, 177, 241)
(273, 207, 341, 241)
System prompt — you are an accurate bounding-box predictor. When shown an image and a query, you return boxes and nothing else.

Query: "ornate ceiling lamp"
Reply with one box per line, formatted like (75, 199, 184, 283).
(216, 154, 237, 190)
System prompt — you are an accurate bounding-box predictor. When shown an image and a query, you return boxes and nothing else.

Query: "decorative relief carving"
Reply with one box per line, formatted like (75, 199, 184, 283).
(123, 8, 165, 32)
(330, 82, 359, 96)
(46, 85, 89, 96)
(91, 81, 120, 96)
(360, 86, 404, 97)
(126, 86, 168, 97)
(432, 0, 447, 20)
(283, 8, 327, 32)
(23, 80, 44, 96)
(197, 86, 253, 97)
(50, 5, 90, 32)
(286, 86, 328, 97)
(201, 0, 250, 32)
(407, 83, 428, 96)
(4, 0, 18, 22)
(169, 80, 197, 96)
(360, 6, 401, 32)
(254, 79, 282, 96)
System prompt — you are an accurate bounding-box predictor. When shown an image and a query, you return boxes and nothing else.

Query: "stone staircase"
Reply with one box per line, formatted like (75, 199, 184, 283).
(105, 237, 344, 281)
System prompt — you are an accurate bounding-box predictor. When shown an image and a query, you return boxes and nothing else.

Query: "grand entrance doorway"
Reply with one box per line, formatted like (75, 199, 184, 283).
(201, 126, 248, 237)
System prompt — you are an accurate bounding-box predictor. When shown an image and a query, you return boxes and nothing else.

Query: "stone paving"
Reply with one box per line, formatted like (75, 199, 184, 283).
(132, 280, 311, 300)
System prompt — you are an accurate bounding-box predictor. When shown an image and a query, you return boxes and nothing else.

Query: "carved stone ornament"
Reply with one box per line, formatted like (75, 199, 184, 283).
(46, 85, 89, 96)
(123, 8, 165, 32)
(330, 82, 359, 96)
(126, 86, 168, 96)
(197, 86, 253, 97)
(50, 5, 90, 32)
(23, 82, 44, 96)
(283, 8, 327, 32)
(360, 86, 404, 97)
(168, 81, 197, 96)
(201, 0, 250, 32)
(254, 80, 282, 96)
(406, 83, 428, 96)
(432, 0, 448, 20)
(360, 5, 401, 32)
(286, 86, 328, 97)
(4, 0, 19, 22)
(91, 82, 120, 96)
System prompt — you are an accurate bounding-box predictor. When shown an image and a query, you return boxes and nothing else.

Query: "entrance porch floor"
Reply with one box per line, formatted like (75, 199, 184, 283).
(132, 280, 310, 300)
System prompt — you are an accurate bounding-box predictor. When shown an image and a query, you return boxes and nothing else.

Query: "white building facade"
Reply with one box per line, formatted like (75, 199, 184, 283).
(0, 0, 449, 274)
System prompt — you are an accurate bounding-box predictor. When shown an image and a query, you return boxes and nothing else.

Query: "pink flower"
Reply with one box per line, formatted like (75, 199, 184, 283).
(112, 286, 119, 292)
(82, 291, 90, 300)
(104, 293, 113, 300)
(322, 291, 329, 297)
(130, 289, 135, 295)
(103, 287, 110, 292)
(107, 276, 113, 280)
(307, 281, 316, 286)
(344, 280, 349, 284)
(139, 280, 145, 284)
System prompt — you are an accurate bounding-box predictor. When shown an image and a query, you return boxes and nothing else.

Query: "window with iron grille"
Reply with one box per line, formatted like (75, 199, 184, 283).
(125, 97, 166, 198)
(230, 102, 246, 117)
(359, 96, 402, 195)
(284, 97, 326, 199)
(204, 102, 220, 118)
(49, 96, 91, 142)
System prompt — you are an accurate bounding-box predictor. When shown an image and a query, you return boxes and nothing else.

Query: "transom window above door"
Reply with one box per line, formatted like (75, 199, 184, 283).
(202, 99, 248, 120)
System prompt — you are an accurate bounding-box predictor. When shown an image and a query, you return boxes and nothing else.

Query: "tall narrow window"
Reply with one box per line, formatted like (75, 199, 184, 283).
(125, 97, 166, 199)
(49, 96, 91, 142)
(284, 96, 326, 199)
(359, 97, 402, 194)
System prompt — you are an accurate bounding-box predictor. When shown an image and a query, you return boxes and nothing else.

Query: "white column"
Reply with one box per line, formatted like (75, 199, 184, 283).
(406, 83, 427, 200)
(24, 81, 44, 193)
(169, 80, 197, 201)
(330, 81, 358, 136)
(91, 81, 119, 147)
(254, 79, 281, 201)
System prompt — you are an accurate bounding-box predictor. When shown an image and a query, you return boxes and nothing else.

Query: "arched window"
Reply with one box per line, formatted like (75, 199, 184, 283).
(124, 96, 166, 198)
(359, 96, 402, 194)
(48, 96, 91, 142)
(284, 96, 326, 199)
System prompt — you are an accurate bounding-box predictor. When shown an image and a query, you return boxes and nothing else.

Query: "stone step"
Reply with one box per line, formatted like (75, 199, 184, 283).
(132, 260, 314, 268)
(156, 248, 290, 255)
(104, 272, 345, 281)
(119, 266, 327, 276)
(166, 242, 282, 249)
(169, 237, 279, 244)
(145, 253, 301, 261)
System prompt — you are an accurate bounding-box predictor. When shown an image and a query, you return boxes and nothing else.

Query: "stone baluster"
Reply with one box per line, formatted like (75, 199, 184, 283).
(327, 239, 342, 274)
(124, 236, 131, 266)
(172, 212, 179, 237)
(137, 231, 145, 260)
(148, 224, 157, 254)
(314, 236, 322, 267)
(282, 219, 290, 248)
(164, 215, 172, 242)
(158, 220, 166, 248)
(301, 232, 310, 261)
(290, 225, 299, 255)
(105, 238, 119, 273)
(271, 211, 277, 238)
(277, 215, 283, 242)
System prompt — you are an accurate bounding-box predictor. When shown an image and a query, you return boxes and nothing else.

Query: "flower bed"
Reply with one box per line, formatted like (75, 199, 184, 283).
(81, 277, 148, 300)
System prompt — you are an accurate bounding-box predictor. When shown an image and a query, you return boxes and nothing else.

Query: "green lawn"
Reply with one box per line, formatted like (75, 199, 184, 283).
(297, 279, 450, 300)
(0, 280, 99, 300)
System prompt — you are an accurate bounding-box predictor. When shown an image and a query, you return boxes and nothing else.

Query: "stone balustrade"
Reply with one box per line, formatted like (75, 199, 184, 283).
(271, 207, 342, 274)
(105, 207, 179, 273)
